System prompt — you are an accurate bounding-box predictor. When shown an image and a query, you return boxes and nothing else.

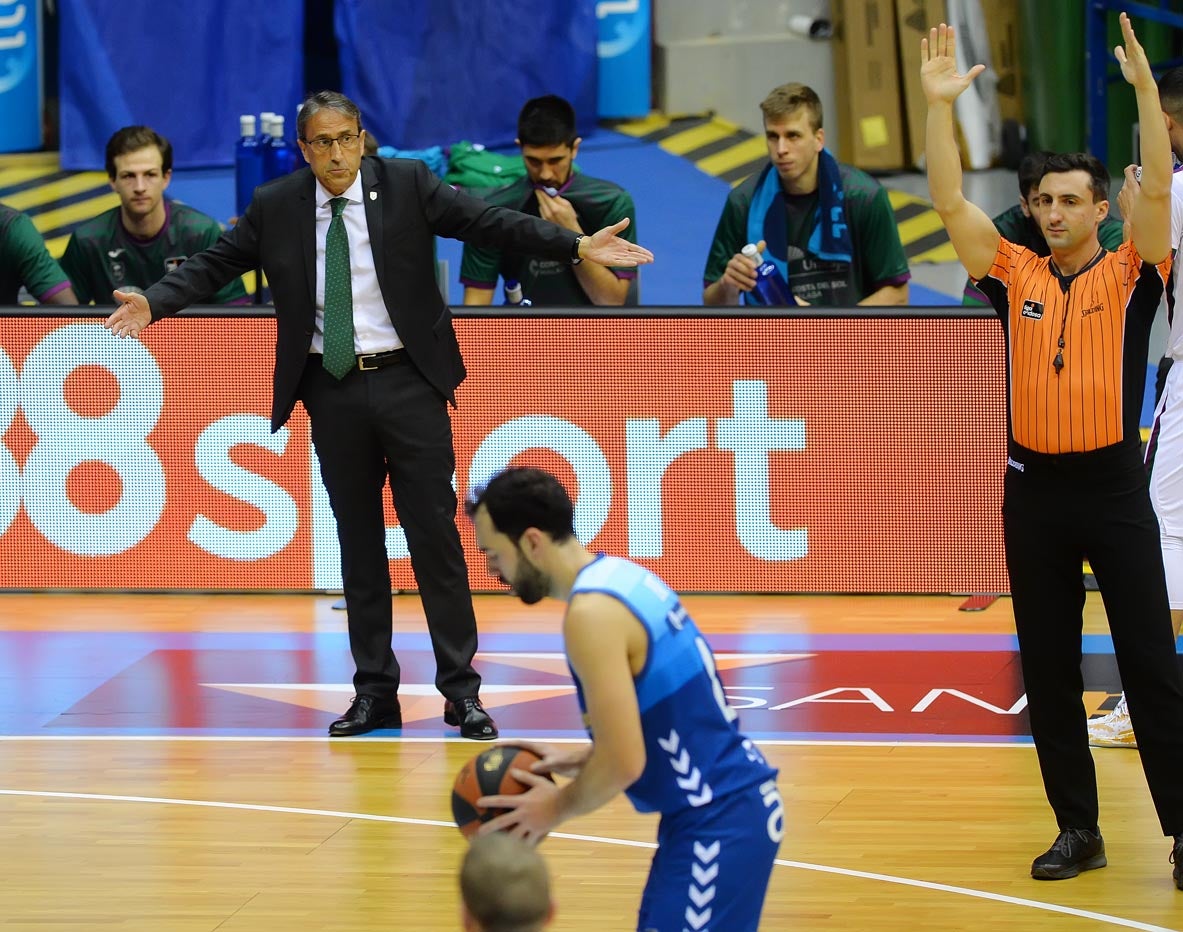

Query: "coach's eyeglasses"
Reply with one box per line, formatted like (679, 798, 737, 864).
(304, 133, 362, 153)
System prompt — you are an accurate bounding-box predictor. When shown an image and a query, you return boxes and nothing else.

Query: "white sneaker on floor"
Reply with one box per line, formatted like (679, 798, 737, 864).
(1088, 694, 1137, 748)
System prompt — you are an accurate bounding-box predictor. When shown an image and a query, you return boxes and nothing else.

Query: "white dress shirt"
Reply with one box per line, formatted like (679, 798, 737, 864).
(311, 173, 402, 354)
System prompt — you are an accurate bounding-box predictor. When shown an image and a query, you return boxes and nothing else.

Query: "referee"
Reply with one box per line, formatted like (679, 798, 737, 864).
(922, 17, 1183, 889)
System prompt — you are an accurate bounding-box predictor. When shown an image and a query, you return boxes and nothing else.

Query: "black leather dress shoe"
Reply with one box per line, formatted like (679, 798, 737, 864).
(444, 697, 498, 740)
(328, 695, 402, 737)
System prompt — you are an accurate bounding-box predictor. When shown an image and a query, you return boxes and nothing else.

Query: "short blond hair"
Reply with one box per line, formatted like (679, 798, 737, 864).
(759, 83, 823, 131)
(460, 834, 552, 932)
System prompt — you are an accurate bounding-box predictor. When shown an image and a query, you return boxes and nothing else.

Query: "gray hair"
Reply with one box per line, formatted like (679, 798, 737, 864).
(296, 91, 363, 141)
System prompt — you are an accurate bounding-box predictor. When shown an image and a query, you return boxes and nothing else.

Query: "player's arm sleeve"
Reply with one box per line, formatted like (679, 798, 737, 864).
(853, 186, 911, 292)
(703, 195, 744, 287)
(8, 212, 72, 302)
(962, 277, 991, 306)
(57, 234, 93, 304)
(458, 241, 501, 290)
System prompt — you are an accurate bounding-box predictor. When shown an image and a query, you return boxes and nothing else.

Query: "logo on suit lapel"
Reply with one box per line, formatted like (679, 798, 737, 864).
(1021, 299, 1045, 320)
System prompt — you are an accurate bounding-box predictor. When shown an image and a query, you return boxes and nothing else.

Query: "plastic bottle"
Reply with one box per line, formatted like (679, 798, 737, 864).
(263, 114, 297, 182)
(504, 280, 532, 306)
(256, 113, 274, 176)
(234, 114, 265, 216)
(258, 112, 276, 144)
(741, 244, 794, 306)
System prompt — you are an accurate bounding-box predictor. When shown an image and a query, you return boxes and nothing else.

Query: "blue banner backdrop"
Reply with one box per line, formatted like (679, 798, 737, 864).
(335, 0, 598, 150)
(58, 0, 304, 170)
(0, 0, 42, 152)
(597, 0, 650, 118)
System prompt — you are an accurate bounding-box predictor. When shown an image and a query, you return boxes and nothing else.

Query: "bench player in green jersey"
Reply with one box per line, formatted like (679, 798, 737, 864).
(60, 126, 247, 306)
(0, 203, 77, 305)
(460, 96, 638, 307)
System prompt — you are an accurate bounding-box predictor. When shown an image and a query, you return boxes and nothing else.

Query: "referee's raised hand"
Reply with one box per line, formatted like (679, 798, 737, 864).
(919, 23, 985, 105)
(1115, 11, 1154, 90)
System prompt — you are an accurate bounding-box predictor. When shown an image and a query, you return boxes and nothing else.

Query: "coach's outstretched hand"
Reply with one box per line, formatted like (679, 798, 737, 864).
(105, 290, 152, 339)
(580, 217, 654, 267)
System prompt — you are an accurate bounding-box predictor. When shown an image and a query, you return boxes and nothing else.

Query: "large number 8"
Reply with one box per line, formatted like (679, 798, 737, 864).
(18, 324, 165, 554)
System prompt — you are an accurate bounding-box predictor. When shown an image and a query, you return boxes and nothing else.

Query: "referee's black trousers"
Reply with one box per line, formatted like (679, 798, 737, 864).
(1003, 441, 1183, 836)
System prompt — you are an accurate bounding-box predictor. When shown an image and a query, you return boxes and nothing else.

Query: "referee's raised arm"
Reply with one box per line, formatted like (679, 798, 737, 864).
(920, 22, 998, 283)
(1118, 10, 1172, 264)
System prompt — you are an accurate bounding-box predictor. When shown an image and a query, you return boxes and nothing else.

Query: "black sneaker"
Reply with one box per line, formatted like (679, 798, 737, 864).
(1031, 828, 1106, 879)
(1172, 834, 1182, 890)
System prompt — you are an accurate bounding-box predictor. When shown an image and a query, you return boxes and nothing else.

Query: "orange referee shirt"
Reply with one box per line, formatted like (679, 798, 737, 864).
(974, 239, 1170, 454)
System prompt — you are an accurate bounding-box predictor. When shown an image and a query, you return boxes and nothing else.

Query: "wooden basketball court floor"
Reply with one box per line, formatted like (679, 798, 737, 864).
(0, 590, 1180, 931)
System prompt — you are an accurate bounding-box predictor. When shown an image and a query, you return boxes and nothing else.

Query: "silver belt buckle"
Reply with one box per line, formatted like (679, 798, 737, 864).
(357, 353, 377, 371)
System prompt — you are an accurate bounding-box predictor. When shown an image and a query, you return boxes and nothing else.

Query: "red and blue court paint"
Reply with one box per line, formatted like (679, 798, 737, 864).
(0, 631, 1129, 742)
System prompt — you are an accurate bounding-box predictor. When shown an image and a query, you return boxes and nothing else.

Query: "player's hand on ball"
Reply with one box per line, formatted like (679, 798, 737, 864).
(504, 739, 591, 779)
(477, 770, 562, 844)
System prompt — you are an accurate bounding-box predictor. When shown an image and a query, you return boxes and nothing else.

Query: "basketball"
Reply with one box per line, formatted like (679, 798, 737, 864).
(451, 745, 550, 839)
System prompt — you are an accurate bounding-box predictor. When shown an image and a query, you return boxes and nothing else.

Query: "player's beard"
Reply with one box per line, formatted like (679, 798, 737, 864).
(511, 558, 549, 605)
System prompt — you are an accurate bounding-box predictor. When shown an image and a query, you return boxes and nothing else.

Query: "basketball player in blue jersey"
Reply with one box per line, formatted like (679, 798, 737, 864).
(465, 466, 783, 932)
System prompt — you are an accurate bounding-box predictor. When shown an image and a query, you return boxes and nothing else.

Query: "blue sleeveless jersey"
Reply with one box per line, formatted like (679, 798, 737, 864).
(569, 555, 778, 814)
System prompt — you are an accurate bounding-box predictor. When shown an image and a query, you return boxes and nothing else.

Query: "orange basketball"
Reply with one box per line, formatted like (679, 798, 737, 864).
(451, 745, 551, 839)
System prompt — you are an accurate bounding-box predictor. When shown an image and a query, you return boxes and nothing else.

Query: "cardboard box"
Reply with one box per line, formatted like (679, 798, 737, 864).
(831, 0, 906, 171)
(895, 0, 947, 168)
(896, 0, 1011, 168)
(982, 0, 1023, 126)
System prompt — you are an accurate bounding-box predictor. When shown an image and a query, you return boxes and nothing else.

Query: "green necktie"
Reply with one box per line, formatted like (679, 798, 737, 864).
(321, 196, 355, 379)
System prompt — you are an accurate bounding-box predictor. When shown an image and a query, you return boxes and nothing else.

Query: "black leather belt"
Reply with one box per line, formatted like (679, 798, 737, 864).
(356, 349, 407, 371)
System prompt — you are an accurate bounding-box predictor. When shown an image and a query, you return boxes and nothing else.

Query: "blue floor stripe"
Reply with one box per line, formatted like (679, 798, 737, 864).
(0, 631, 1142, 654)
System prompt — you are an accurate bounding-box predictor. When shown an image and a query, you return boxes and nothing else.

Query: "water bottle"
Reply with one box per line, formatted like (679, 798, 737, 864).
(234, 114, 264, 216)
(257, 113, 274, 175)
(504, 279, 532, 307)
(258, 112, 276, 145)
(263, 114, 297, 182)
(741, 243, 795, 306)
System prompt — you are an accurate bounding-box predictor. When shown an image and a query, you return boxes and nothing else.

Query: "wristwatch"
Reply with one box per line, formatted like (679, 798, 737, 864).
(571, 234, 585, 265)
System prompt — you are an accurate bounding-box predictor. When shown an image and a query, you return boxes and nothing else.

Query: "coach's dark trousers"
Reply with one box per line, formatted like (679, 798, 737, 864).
(298, 354, 482, 702)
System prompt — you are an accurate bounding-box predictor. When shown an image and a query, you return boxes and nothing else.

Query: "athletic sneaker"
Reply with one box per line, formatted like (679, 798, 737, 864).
(1173, 834, 1183, 890)
(1088, 693, 1137, 748)
(1031, 828, 1107, 879)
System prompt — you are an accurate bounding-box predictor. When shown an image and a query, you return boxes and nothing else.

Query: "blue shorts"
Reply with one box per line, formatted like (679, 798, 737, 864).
(636, 778, 783, 932)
